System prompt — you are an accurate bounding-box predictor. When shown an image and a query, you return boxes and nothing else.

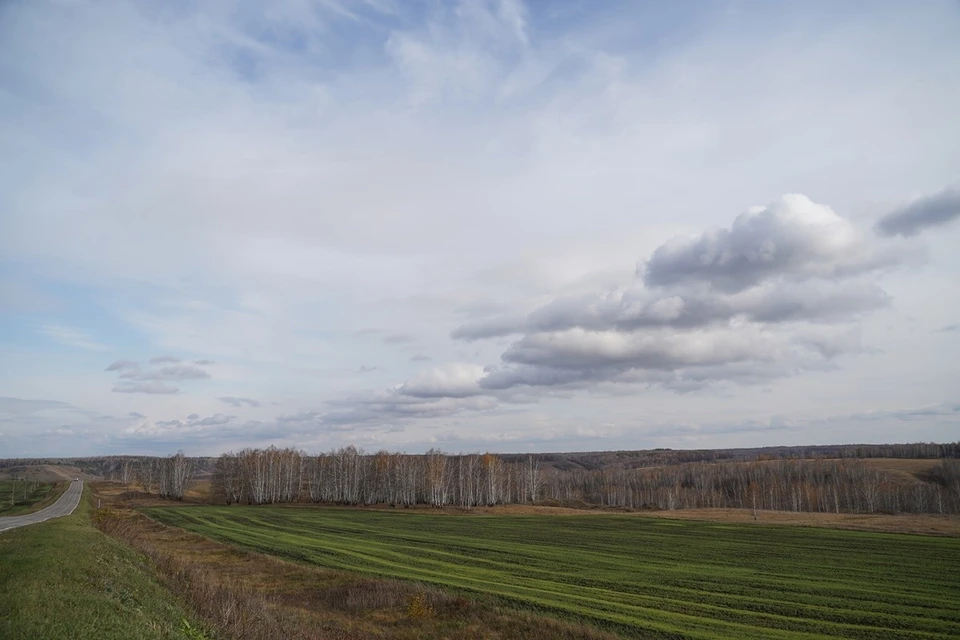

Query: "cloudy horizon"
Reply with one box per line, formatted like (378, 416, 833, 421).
(1, 0, 959, 457)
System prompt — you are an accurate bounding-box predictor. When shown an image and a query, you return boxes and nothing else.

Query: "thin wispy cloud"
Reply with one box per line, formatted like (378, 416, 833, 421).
(105, 359, 139, 372)
(112, 381, 179, 395)
(104, 359, 214, 395)
(37, 323, 109, 351)
(218, 396, 261, 408)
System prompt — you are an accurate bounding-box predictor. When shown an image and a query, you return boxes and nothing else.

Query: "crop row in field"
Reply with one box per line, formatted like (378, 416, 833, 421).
(145, 506, 960, 639)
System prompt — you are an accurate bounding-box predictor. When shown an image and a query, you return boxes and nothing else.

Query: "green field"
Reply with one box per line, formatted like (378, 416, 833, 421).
(0, 487, 208, 640)
(0, 480, 63, 516)
(145, 506, 960, 639)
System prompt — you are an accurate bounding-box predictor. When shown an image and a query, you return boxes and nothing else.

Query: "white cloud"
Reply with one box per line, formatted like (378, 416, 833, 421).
(398, 363, 486, 398)
(385, 0, 529, 105)
(113, 381, 180, 395)
(119, 365, 211, 382)
(643, 194, 895, 292)
(434, 194, 904, 403)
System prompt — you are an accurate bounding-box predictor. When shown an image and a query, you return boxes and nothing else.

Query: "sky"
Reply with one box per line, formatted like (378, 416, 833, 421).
(1, 0, 959, 458)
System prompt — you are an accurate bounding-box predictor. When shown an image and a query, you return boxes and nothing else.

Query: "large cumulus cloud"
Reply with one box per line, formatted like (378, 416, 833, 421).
(642, 194, 895, 291)
(454, 195, 898, 342)
(441, 194, 910, 399)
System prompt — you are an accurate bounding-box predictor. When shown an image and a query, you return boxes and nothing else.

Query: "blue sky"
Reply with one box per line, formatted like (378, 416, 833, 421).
(1, 0, 959, 457)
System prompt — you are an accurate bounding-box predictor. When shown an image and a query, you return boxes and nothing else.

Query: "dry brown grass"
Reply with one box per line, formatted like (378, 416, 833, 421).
(185, 478, 212, 501)
(310, 497, 958, 537)
(463, 499, 960, 536)
(859, 458, 941, 482)
(91, 484, 621, 640)
(629, 507, 960, 536)
(424, 503, 960, 536)
(97, 481, 213, 507)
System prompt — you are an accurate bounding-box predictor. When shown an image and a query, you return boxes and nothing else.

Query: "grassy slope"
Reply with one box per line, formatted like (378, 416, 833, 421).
(0, 487, 207, 640)
(147, 505, 960, 640)
(0, 480, 65, 516)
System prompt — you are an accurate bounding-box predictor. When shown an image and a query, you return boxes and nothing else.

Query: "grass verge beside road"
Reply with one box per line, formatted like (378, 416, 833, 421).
(0, 486, 209, 640)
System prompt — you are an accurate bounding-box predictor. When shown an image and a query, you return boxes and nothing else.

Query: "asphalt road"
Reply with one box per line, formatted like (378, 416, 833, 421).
(0, 479, 83, 533)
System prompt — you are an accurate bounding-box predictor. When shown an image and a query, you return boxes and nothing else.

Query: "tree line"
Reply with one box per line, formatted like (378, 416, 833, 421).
(6, 442, 956, 477)
(211, 447, 544, 508)
(202, 446, 960, 515)
(545, 458, 960, 514)
(137, 451, 195, 500)
(7, 442, 955, 514)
